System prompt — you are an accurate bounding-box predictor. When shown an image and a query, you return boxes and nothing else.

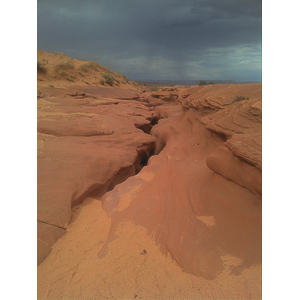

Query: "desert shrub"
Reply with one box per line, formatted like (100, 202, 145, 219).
(78, 72, 85, 77)
(55, 61, 74, 71)
(102, 74, 115, 86)
(60, 71, 67, 77)
(37, 61, 47, 73)
(79, 64, 89, 72)
(199, 80, 207, 85)
(88, 61, 100, 71)
(49, 85, 54, 88)
(100, 78, 105, 85)
(122, 75, 129, 83)
(79, 61, 102, 72)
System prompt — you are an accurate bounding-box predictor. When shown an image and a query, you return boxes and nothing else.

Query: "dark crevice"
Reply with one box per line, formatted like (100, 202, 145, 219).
(37, 219, 67, 230)
(134, 116, 161, 135)
(135, 123, 152, 134)
(70, 116, 164, 216)
(147, 115, 160, 126)
(134, 142, 156, 174)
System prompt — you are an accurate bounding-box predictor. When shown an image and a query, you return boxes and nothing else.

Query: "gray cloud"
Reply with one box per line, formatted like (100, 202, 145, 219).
(37, 0, 262, 82)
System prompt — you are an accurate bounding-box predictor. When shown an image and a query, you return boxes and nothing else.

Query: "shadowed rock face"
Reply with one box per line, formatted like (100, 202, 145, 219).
(38, 83, 261, 285)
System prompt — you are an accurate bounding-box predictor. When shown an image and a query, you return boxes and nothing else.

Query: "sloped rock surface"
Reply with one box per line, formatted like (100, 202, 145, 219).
(178, 83, 262, 113)
(37, 86, 176, 265)
(178, 83, 262, 194)
(100, 109, 261, 280)
(38, 83, 262, 298)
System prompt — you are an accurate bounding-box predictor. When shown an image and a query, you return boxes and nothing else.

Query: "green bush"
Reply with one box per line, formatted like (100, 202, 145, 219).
(79, 64, 89, 72)
(102, 74, 115, 86)
(88, 61, 100, 71)
(199, 80, 206, 85)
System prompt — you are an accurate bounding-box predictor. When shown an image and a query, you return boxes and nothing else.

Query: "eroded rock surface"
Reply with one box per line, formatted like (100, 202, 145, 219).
(97, 83, 262, 280)
(37, 86, 179, 265)
(100, 108, 261, 280)
(178, 83, 262, 196)
(38, 82, 262, 299)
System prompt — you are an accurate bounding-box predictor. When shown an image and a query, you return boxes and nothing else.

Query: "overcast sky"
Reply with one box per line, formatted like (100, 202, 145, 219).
(37, 0, 262, 82)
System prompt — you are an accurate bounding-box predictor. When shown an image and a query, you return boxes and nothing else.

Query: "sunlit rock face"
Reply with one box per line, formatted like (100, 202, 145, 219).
(99, 83, 262, 279)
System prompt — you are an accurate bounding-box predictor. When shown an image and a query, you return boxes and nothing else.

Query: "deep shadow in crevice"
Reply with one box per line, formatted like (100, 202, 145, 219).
(148, 115, 160, 126)
(72, 116, 164, 208)
(135, 123, 152, 134)
(134, 116, 161, 135)
(134, 142, 156, 174)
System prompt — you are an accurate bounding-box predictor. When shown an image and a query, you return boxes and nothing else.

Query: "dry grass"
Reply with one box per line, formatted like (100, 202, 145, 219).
(102, 74, 115, 86)
(79, 64, 89, 72)
(55, 61, 74, 72)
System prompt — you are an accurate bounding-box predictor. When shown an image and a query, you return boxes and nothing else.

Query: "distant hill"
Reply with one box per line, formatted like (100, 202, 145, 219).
(136, 79, 259, 86)
(37, 50, 143, 90)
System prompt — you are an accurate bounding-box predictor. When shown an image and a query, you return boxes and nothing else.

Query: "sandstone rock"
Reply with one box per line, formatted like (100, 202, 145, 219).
(38, 82, 262, 298)
(100, 109, 261, 280)
(178, 83, 262, 114)
(37, 86, 161, 265)
(206, 146, 262, 199)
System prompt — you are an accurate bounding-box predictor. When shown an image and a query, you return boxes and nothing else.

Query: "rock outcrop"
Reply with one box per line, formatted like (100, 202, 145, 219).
(100, 96, 262, 279)
(37, 85, 180, 265)
(38, 82, 262, 299)
(178, 83, 262, 198)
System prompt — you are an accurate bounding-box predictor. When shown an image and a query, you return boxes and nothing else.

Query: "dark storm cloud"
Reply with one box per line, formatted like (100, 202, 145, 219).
(37, 0, 262, 82)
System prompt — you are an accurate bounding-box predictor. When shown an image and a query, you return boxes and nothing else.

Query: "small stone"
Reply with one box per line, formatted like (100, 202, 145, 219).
(134, 294, 137, 298)
(140, 249, 147, 255)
